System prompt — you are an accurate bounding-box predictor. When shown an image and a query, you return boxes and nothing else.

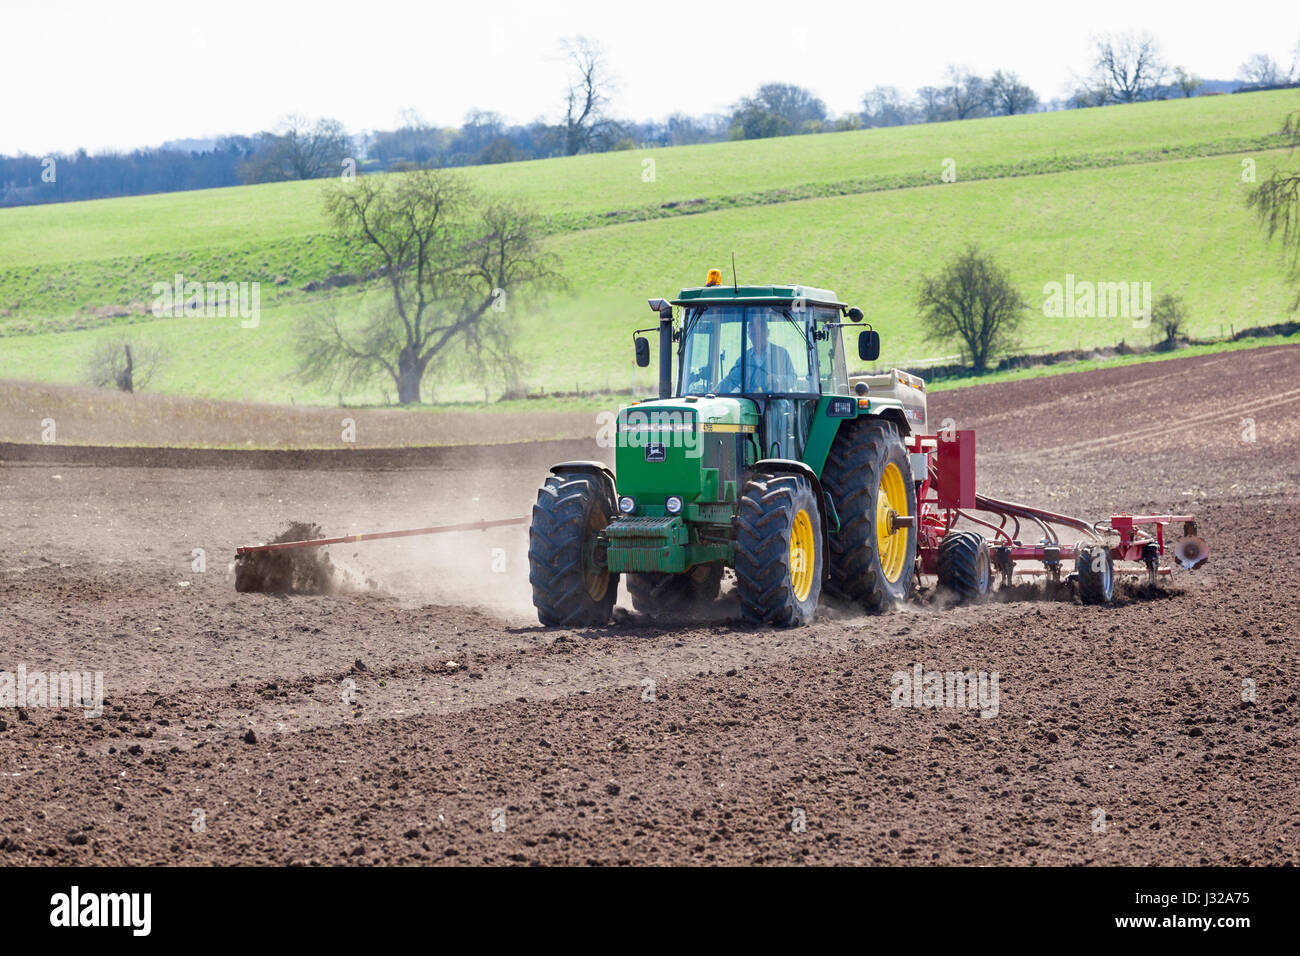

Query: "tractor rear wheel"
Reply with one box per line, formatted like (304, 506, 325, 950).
(528, 471, 618, 626)
(936, 530, 992, 602)
(821, 418, 918, 612)
(735, 473, 822, 626)
(1076, 544, 1115, 605)
(627, 565, 723, 617)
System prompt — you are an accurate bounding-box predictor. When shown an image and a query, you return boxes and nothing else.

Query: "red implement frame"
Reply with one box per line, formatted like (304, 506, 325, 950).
(908, 430, 1198, 584)
(235, 516, 529, 556)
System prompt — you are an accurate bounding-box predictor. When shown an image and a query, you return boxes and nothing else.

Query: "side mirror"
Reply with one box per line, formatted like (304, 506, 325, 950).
(858, 329, 880, 362)
(634, 336, 650, 368)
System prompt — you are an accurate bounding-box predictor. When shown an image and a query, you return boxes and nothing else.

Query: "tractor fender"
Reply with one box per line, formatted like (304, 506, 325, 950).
(549, 461, 618, 505)
(749, 458, 831, 581)
(864, 401, 912, 437)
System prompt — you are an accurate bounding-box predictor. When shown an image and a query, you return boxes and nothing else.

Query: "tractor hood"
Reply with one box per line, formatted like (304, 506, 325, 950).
(614, 396, 758, 512)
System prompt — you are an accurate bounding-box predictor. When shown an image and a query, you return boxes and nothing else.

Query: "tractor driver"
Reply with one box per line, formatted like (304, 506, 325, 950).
(718, 313, 798, 394)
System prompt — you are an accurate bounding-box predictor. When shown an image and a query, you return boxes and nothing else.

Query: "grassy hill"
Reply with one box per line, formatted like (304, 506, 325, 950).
(1, 89, 1298, 406)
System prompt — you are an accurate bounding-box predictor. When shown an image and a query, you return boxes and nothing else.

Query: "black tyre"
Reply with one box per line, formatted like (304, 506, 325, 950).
(937, 530, 992, 602)
(1076, 544, 1115, 605)
(528, 471, 618, 626)
(627, 565, 723, 617)
(735, 473, 822, 626)
(821, 417, 918, 612)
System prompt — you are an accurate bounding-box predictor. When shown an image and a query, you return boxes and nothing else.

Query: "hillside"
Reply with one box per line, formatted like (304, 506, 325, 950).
(1, 89, 1298, 405)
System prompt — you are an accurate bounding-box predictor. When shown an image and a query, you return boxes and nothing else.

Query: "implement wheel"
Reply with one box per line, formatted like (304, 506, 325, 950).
(821, 418, 918, 612)
(937, 530, 992, 603)
(627, 565, 724, 618)
(735, 473, 822, 626)
(528, 471, 618, 626)
(1076, 544, 1115, 605)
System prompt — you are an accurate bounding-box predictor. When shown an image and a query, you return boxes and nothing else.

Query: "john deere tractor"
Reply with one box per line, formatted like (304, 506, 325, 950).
(528, 271, 929, 627)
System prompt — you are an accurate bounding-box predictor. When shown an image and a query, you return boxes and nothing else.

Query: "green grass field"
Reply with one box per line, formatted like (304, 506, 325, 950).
(1, 89, 1298, 406)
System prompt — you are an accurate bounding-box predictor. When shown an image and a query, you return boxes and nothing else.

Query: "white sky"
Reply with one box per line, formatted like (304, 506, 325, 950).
(4, 0, 1299, 155)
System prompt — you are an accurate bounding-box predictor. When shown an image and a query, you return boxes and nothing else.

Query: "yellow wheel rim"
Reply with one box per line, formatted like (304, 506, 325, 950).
(790, 508, 815, 602)
(875, 462, 910, 584)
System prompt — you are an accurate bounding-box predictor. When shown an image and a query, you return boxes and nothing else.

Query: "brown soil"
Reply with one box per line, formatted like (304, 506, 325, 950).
(1, 345, 1298, 866)
(0, 378, 596, 448)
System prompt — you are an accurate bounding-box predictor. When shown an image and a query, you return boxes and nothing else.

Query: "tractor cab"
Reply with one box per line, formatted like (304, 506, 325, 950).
(676, 291, 847, 463)
(615, 278, 870, 520)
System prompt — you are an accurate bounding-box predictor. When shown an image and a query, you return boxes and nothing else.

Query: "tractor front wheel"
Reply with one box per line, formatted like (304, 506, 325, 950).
(627, 565, 724, 618)
(528, 471, 618, 626)
(735, 473, 822, 626)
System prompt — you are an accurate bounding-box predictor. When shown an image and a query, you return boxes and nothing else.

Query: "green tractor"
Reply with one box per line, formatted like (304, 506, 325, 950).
(528, 271, 928, 627)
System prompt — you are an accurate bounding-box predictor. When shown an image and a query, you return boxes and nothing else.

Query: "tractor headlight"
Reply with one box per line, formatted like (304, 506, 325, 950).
(618, 496, 636, 514)
(665, 495, 683, 515)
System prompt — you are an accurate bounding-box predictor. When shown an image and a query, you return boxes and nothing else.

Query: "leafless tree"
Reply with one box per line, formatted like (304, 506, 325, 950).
(917, 245, 1026, 372)
(241, 115, 354, 182)
(1085, 32, 1168, 104)
(860, 86, 912, 127)
(1239, 53, 1284, 87)
(985, 70, 1039, 115)
(86, 339, 163, 393)
(298, 170, 560, 404)
(944, 66, 988, 119)
(914, 86, 949, 123)
(1247, 107, 1300, 309)
(558, 37, 621, 156)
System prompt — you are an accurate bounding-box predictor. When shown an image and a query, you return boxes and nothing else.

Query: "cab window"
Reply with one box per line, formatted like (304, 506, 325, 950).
(816, 308, 850, 395)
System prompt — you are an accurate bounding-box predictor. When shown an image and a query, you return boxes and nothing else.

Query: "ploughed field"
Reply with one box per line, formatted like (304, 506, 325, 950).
(1, 345, 1298, 865)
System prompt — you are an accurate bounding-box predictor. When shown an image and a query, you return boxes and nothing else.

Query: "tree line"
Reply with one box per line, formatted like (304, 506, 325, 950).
(5, 31, 1299, 208)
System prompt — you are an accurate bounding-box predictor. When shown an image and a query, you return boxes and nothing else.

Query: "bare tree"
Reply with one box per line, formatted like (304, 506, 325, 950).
(860, 86, 912, 127)
(87, 340, 163, 393)
(557, 37, 621, 156)
(1173, 67, 1203, 98)
(1247, 107, 1300, 309)
(1239, 54, 1284, 87)
(917, 245, 1026, 372)
(665, 112, 726, 145)
(985, 70, 1039, 115)
(945, 66, 987, 119)
(299, 170, 560, 404)
(241, 115, 354, 182)
(914, 86, 949, 123)
(1085, 32, 1168, 104)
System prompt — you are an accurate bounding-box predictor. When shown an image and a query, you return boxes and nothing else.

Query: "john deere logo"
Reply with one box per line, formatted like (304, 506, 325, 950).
(645, 443, 666, 462)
